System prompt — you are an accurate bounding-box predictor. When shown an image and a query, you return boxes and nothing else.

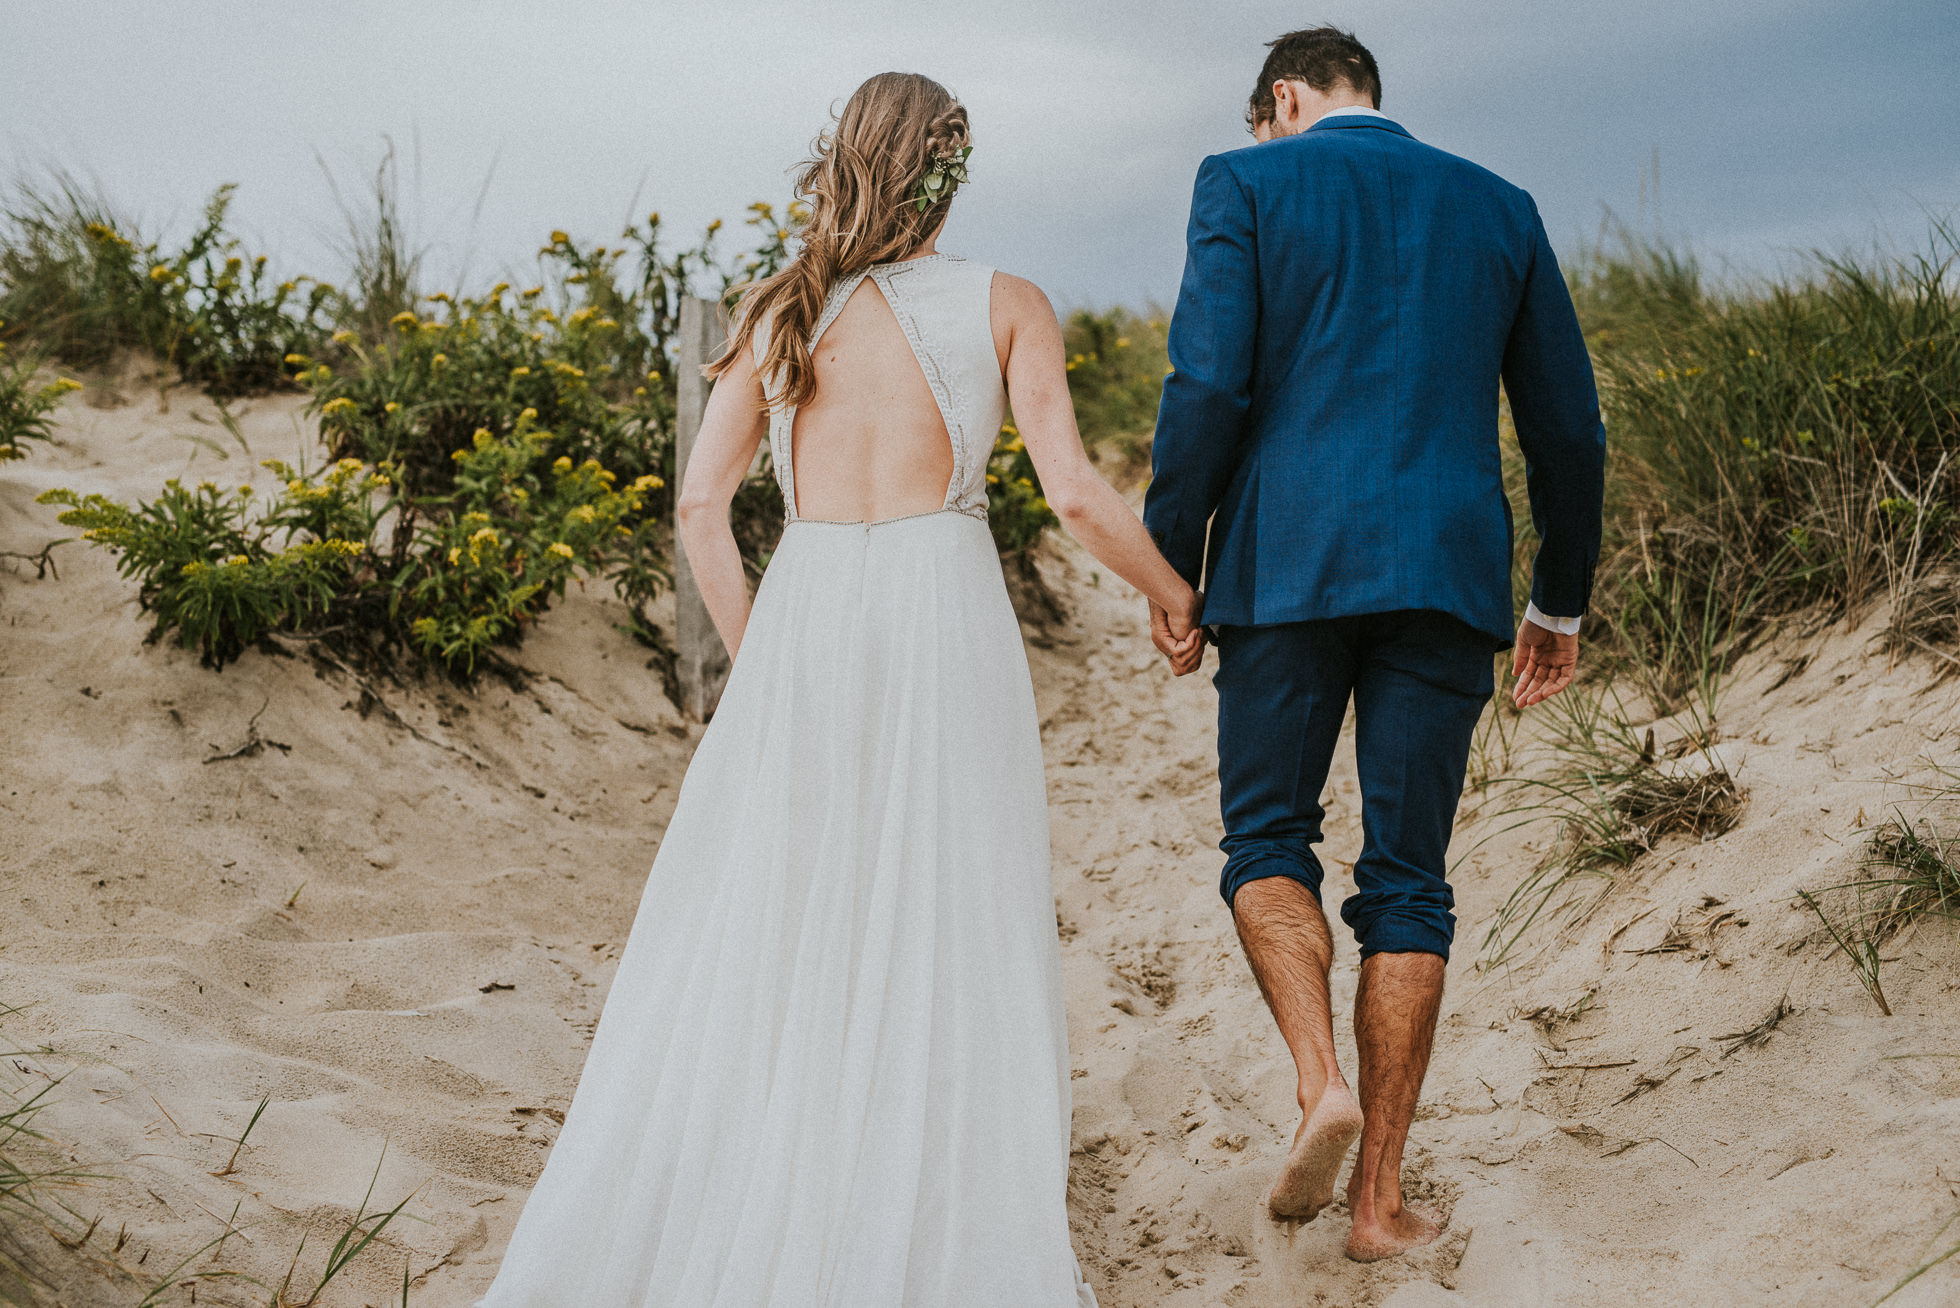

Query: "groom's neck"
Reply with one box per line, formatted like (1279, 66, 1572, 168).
(1270, 82, 1378, 138)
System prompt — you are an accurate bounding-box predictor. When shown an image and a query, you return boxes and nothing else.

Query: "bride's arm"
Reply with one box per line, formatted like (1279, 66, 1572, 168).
(675, 344, 769, 659)
(995, 273, 1201, 647)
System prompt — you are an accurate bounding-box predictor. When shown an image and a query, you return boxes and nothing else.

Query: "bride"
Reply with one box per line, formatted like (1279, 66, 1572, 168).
(475, 71, 1201, 1307)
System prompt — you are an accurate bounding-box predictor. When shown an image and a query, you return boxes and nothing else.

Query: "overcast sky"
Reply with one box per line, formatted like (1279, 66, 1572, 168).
(5, 1, 1956, 308)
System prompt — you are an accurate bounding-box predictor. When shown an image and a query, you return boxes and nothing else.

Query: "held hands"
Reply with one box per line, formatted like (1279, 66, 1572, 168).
(1511, 618, 1578, 708)
(1149, 590, 1206, 677)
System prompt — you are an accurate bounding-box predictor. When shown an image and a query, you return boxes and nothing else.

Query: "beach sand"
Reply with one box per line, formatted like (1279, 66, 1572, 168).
(3, 386, 1959, 1305)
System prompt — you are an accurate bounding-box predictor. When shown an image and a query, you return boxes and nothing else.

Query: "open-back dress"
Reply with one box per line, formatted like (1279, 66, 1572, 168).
(475, 253, 1097, 1307)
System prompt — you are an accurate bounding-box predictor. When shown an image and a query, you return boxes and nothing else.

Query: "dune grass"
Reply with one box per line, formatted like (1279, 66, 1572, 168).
(1463, 678, 1743, 966)
(1575, 225, 1960, 703)
(1801, 771, 1960, 1016)
(0, 1006, 103, 1308)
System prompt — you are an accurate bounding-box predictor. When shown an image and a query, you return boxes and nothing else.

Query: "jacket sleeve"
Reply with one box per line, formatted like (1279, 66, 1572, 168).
(1142, 154, 1259, 591)
(1501, 195, 1606, 619)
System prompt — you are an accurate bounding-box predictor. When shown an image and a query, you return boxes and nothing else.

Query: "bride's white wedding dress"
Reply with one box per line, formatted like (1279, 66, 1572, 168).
(476, 253, 1096, 1307)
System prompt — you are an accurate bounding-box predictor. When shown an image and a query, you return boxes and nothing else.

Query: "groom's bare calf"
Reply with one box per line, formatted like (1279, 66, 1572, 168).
(1232, 878, 1364, 1220)
(1345, 950, 1446, 1261)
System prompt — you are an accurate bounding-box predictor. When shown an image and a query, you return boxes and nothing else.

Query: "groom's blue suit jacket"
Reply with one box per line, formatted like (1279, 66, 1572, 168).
(1143, 114, 1605, 648)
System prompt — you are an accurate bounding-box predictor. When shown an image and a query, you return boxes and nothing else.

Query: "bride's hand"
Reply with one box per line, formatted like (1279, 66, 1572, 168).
(1150, 591, 1206, 677)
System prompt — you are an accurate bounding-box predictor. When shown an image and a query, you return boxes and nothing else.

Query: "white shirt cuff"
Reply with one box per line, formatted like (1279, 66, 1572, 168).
(1524, 601, 1582, 636)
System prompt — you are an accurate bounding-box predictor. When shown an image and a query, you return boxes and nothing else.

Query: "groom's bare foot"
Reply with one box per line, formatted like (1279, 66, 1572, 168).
(1343, 1183, 1441, 1262)
(1266, 1085, 1363, 1220)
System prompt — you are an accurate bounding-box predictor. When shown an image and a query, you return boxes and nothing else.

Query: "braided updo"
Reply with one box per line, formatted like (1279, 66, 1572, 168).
(708, 73, 971, 410)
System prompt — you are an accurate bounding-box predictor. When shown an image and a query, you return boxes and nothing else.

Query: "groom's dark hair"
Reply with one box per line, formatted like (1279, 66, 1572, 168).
(1248, 26, 1381, 127)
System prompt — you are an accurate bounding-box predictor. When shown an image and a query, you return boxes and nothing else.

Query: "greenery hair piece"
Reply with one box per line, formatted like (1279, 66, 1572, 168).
(912, 146, 973, 213)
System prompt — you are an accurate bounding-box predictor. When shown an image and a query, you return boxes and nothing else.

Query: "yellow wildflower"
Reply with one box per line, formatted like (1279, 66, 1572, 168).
(551, 230, 569, 244)
(284, 353, 308, 365)
(384, 401, 401, 414)
(149, 264, 174, 281)
(320, 396, 357, 418)
(547, 541, 576, 561)
(552, 456, 573, 473)
(569, 505, 596, 525)
(448, 546, 462, 565)
(707, 218, 722, 233)
(630, 474, 665, 493)
(511, 365, 532, 377)
(391, 311, 418, 330)
(332, 328, 359, 345)
(520, 407, 539, 422)
(431, 352, 449, 368)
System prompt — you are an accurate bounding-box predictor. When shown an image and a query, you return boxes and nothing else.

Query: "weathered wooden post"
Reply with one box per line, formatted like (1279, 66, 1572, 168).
(673, 296, 731, 722)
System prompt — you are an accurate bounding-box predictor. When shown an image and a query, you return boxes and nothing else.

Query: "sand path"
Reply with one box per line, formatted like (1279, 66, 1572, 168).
(3, 389, 1960, 1305)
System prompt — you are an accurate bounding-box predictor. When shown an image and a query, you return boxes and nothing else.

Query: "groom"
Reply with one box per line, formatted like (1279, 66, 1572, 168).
(1143, 27, 1605, 1260)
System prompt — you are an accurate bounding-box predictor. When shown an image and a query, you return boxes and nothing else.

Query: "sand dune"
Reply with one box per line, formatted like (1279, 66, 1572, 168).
(4, 388, 1959, 1305)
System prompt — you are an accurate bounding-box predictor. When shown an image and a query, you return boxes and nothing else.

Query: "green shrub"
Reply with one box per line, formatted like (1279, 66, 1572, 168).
(1061, 306, 1170, 455)
(0, 178, 330, 395)
(986, 424, 1057, 554)
(0, 337, 79, 462)
(36, 202, 803, 677)
(37, 437, 656, 674)
(399, 423, 655, 671)
(37, 475, 367, 667)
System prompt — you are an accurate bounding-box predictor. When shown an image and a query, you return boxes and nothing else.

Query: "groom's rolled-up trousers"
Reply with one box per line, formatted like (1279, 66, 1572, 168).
(1211, 609, 1495, 960)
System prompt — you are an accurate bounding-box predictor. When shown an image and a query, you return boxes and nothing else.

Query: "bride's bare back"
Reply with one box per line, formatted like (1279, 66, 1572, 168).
(790, 277, 960, 523)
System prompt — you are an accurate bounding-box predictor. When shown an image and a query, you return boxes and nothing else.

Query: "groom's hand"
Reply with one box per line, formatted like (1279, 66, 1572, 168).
(1150, 598, 1206, 677)
(1511, 618, 1578, 708)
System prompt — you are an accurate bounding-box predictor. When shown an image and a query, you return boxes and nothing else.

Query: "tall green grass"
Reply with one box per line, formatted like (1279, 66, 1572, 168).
(1576, 225, 1960, 701)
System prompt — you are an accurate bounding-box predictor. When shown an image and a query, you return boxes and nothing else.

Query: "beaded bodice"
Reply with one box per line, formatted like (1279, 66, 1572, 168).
(757, 254, 1003, 526)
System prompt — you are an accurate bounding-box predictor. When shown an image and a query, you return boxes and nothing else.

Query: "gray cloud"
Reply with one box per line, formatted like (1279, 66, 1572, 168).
(5, 0, 1954, 308)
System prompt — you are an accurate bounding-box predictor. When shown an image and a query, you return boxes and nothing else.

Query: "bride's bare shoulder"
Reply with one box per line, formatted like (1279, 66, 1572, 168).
(989, 270, 1054, 318)
(989, 271, 1061, 365)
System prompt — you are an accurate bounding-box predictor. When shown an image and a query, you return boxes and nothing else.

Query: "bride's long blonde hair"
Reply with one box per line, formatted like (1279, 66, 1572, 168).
(707, 72, 970, 409)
